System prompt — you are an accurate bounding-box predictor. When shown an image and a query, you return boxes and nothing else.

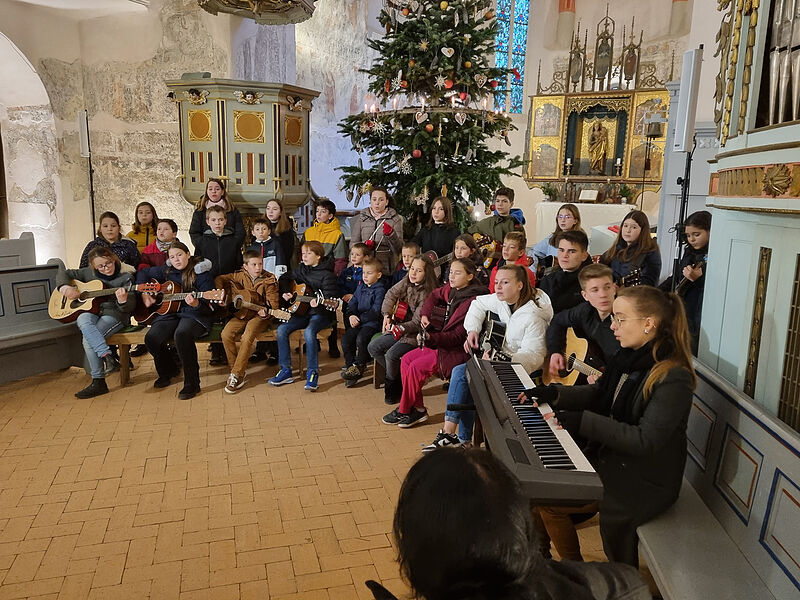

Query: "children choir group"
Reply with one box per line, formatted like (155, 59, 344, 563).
(58, 179, 711, 567)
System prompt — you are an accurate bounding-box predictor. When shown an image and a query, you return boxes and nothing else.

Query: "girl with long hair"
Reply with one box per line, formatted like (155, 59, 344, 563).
(126, 201, 160, 252)
(531, 203, 585, 268)
(441, 233, 490, 286)
(79, 211, 140, 269)
(264, 199, 298, 271)
(188, 178, 246, 254)
(136, 242, 216, 400)
(601, 210, 661, 286)
(521, 285, 696, 567)
(414, 196, 460, 260)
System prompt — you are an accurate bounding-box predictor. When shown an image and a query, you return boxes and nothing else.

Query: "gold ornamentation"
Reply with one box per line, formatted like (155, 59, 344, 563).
(791, 165, 800, 197)
(738, 0, 759, 136)
(234, 90, 262, 104)
(565, 95, 631, 115)
(188, 110, 213, 142)
(744, 246, 771, 398)
(762, 163, 792, 197)
(233, 110, 265, 144)
(284, 115, 303, 146)
(285, 96, 311, 112)
(185, 89, 209, 105)
(713, 0, 734, 140)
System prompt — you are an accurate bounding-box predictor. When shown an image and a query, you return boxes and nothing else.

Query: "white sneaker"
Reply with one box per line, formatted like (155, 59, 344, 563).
(224, 373, 246, 394)
(421, 430, 461, 452)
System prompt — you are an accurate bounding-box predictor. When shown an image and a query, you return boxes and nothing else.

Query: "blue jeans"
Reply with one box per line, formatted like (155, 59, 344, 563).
(76, 312, 124, 379)
(444, 363, 476, 443)
(277, 313, 332, 372)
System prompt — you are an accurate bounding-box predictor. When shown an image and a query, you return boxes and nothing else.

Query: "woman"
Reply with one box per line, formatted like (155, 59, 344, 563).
(137, 242, 216, 400)
(423, 264, 553, 451)
(414, 196, 460, 260)
(79, 211, 140, 269)
(601, 210, 661, 287)
(383, 259, 488, 428)
(189, 178, 246, 253)
(126, 201, 159, 252)
(531, 203, 584, 268)
(57, 247, 137, 399)
(350, 187, 404, 274)
(380, 449, 650, 600)
(521, 285, 696, 567)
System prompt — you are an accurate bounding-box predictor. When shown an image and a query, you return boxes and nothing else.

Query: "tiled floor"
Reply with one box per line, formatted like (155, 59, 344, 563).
(0, 353, 611, 599)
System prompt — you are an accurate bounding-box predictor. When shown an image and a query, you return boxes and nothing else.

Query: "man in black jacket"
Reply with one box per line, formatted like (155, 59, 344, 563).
(538, 230, 593, 314)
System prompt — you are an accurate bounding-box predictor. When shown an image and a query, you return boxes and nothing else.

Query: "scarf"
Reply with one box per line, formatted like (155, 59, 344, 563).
(95, 264, 121, 283)
(605, 343, 658, 420)
(205, 198, 227, 210)
(156, 239, 172, 252)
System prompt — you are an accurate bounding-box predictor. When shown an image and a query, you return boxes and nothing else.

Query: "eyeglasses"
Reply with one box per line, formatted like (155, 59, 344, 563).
(610, 314, 646, 325)
(557, 214, 575, 220)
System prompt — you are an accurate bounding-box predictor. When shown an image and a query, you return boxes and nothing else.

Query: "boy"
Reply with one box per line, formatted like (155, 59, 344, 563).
(341, 258, 386, 387)
(269, 241, 339, 391)
(247, 217, 289, 279)
(195, 205, 243, 278)
(392, 241, 420, 286)
(338, 243, 369, 303)
(216, 250, 280, 393)
(138, 219, 178, 270)
(489, 231, 536, 292)
(544, 263, 620, 377)
(467, 187, 525, 245)
(300, 198, 348, 275)
(537, 230, 594, 314)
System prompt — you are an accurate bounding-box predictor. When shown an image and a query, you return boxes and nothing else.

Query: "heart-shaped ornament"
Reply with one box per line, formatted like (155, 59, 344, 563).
(455, 112, 467, 126)
(415, 111, 428, 124)
(441, 47, 455, 58)
(475, 74, 487, 87)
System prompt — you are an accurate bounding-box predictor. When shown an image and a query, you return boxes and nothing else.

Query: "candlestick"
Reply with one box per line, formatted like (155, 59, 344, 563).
(566, 157, 572, 166)
(615, 157, 622, 166)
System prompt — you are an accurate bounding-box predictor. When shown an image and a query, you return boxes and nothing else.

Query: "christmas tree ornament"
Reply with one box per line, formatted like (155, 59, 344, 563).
(485, 9, 495, 19)
(425, 123, 434, 133)
(441, 184, 448, 197)
(454, 11, 459, 26)
(419, 39, 429, 51)
(439, 1, 448, 10)
(410, 0, 419, 10)
(397, 153, 412, 175)
(441, 47, 455, 58)
(459, 91, 468, 100)
(455, 112, 467, 126)
(434, 74, 446, 89)
(490, 80, 499, 88)
(409, 59, 416, 67)
(384, 79, 391, 93)
(415, 111, 428, 124)
(464, 33, 471, 44)
(435, 154, 441, 168)
(444, 79, 454, 89)
(412, 149, 422, 158)
(464, 61, 472, 69)
(475, 74, 487, 87)
(453, 141, 460, 157)
(373, 121, 388, 134)
(401, 7, 410, 16)
(400, 80, 408, 88)
(413, 186, 429, 206)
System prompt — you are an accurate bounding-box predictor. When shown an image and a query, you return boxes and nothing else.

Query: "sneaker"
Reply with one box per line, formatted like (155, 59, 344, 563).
(421, 430, 461, 452)
(304, 370, 319, 391)
(101, 354, 119, 376)
(345, 378, 357, 388)
(382, 408, 404, 425)
(268, 368, 294, 386)
(224, 373, 246, 394)
(397, 408, 429, 429)
(341, 364, 363, 381)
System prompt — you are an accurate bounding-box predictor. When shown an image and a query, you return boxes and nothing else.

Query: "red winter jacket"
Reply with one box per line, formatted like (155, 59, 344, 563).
(138, 239, 168, 271)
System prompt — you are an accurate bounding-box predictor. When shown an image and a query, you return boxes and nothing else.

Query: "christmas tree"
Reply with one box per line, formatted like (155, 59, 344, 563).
(337, 0, 524, 232)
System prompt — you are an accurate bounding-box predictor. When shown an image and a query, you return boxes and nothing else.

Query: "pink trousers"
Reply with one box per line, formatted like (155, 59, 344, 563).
(399, 347, 439, 414)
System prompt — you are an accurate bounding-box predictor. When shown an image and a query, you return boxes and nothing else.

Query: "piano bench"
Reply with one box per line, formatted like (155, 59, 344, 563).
(637, 479, 775, 600)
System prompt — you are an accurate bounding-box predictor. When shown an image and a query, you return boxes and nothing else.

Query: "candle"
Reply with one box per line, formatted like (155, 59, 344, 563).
(421, 96, 426, 111)
(566, 158, 572, 166)
(482, 97, 488, 110)
(615, 157, 622, 166)
(364, 103, 368, 114)
(370, 103, 376, 114)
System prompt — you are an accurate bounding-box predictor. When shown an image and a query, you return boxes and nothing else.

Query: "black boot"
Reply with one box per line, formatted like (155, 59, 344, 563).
(384, 378, 401, 405)
(75, 378, 109, 399)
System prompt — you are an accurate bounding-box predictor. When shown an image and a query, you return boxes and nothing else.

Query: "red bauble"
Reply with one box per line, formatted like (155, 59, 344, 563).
(490, 80, 499, 88)
(490, 203, 496, 211)
(444, 79, 454, 89)
(412, 149, 422, 158)
(459, 91, 468, 100)
(425, 123, 434, 133)
(400, 80, 408, 88)
(401, 7, 410, 16)
(384, 79, 391, 93)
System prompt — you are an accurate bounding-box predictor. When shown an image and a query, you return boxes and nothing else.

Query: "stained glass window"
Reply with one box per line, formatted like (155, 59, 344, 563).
(494, 0, 529, 114)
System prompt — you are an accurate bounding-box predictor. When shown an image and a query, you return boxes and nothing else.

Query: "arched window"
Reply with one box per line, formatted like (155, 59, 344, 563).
(495, 0, 529, 114)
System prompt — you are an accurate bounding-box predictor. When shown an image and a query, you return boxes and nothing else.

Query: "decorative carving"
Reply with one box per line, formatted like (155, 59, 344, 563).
(284, 115, 303, 146)
(233, 110, 265, 144)
(738, 0, 760, 135)
(188, 110, 213, 142)
(763, 163, 792, 196)
(744, 246, 771, 397)
(197, 0, 316, 25)
(234, 90, 262, 105)
(637, 63, 665, 90)
(714, 0, 735, 140)
(185, 89, 209, 105)
(565, 96, 631, 114)
(777, 255, 800, 432)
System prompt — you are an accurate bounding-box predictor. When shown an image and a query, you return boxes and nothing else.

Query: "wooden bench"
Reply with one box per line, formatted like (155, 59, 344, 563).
(636, 361, 799, 600)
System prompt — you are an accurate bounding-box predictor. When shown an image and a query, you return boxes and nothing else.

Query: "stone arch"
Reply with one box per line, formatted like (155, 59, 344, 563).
(0, 31, 66, 262)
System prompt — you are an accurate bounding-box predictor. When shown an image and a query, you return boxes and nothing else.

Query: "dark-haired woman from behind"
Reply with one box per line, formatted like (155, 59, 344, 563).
(521, 285, 696, 567)
(601, 210, 661, 287)
(372, 449, 650, 600)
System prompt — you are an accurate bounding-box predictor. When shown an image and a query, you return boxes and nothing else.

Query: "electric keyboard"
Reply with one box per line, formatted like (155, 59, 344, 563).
(466, 356, 603, 505)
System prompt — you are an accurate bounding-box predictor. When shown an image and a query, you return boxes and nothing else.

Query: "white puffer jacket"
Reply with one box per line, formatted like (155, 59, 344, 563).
(463, 291, 554, 374)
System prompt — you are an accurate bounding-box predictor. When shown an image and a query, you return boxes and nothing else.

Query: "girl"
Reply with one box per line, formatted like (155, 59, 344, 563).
(441, 234, 490, 286)
(675, 210, 711, 355)
(57, 247, 137, 399)
(368, 255, 439, 404)
(138, 219, 178, 270)
(137, 242, 216, 400)
(531, 203, 585, 269)
(414, 196, 460, 260)
(189, 178, 246, 254)
(79, 211, 140, 269)
(423, 264, 553, 451)
(264, 199, 298, 271)
(383, 258, 488, 428)
(522, 286, 696, 567)
(350, 187, 404, 274)
(601, 210, 661, 287)
(126, 201, 159, 252)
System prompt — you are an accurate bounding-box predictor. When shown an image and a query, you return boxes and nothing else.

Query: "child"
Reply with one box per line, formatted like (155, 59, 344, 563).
(369, 255, 439, 404)
(537, 230, 593, 314)
(247, 217, 289, 279)
(341, 258, 386, 387)
(136, 242, 216, 400)
(392, 241, 420, 286)
(383, 259, 488, 428)
(194, 205, 243, 278)
(601, 210, 661, 287)
(467, 187, 525, 245)
(80, 211, 141, 269)
(264, 199, 297, 271)
(301, 198, 348, 275)
(338, 243, 369, 303)
(216, 250, 280, 393)
(442, 234, 490, 286)
(57, 247, 137, 399)
(269, 241, 339, 391)
(138, 219, 178, 270)
(530, 203, 584, 270)
(350, 187, 404, 274)
(489, 231, 535, 292)
(126, 201, 159, 252)
(414, 196, 460, 259)
(189, 178, 245, 255)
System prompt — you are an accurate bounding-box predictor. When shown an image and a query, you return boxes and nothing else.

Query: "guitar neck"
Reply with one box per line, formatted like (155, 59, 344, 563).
(571, 357, 603, 379)
(434, 252, 454, 267)
(83, 286, 125, 299)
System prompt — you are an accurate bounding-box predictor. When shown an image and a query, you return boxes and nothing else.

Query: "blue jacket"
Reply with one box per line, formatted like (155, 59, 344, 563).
(345, 281, 386, 329)
(338, 265, 363, 297)
(391, 265, 408, 286)
(136, 264, 216, 330)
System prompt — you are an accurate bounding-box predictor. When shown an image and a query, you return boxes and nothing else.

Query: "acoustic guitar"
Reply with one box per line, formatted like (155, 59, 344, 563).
(231, 291, 291, 322)
(542, 327, 604, 386)
(49, 279, 161, 323)
(388, 299, 410, 340)
(424, 235, 493, 268)
(283, 282, 341, 315)
(134, 280, 226, 324)
(617, 268, 642, 288)
(675, 259, 706, 295)
(478, 312, 511, 362)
